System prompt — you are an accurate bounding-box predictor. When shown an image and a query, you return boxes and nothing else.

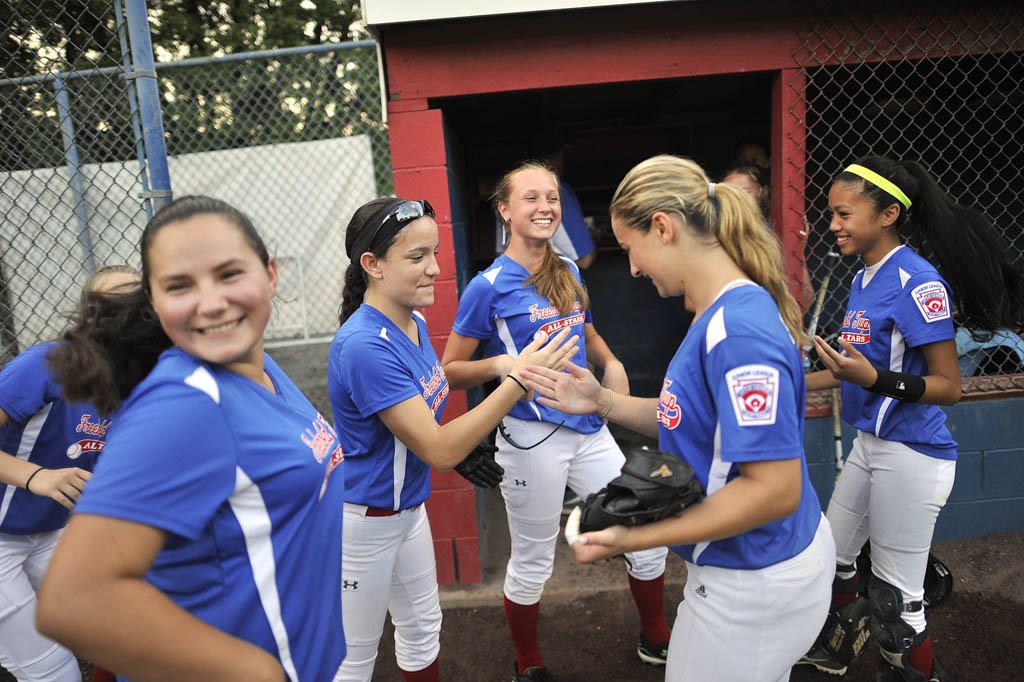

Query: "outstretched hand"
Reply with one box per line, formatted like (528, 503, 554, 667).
(509, 328, 579, 400)
(813, 335, 878, 388)
(519, 359, 603, 415)
(28, 467, 92, 510)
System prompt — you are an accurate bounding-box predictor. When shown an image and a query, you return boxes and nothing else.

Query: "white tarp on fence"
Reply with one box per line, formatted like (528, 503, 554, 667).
(1, 135, 375, 352)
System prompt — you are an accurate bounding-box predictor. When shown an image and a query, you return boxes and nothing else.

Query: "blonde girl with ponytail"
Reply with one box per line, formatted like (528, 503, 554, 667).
(521, 155, 834, 682)
(443, 162, 672, 681)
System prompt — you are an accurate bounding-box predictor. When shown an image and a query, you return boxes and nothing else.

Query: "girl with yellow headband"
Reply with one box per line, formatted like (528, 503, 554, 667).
(800, 156, 1024, 682)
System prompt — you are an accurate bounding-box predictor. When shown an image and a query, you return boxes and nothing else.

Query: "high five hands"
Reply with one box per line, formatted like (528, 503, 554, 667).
(518, 360, 602, 416)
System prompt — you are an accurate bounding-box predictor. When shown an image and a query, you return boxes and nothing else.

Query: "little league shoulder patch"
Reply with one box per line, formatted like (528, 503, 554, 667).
(724, 364, 779, 426)
(911, 281, 951, 323)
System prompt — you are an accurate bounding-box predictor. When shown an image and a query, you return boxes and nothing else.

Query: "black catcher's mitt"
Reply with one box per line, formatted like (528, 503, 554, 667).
(455, 440, 504, 488)
(565, 446, 703, 544)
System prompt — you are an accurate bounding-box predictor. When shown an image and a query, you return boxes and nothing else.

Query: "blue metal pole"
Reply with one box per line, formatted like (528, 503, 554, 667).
(53, 73, 96, 273)
(124, 0, 172, 214)
(115, 0, 153, 220)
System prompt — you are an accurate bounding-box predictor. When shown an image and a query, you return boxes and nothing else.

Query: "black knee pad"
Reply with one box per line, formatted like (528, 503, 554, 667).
(868, 576, 927, 678)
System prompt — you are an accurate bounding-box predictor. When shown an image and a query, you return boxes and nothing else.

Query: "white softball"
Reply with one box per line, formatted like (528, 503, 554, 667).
(564, 506, 582, 546)
(66, 443, 82, 459)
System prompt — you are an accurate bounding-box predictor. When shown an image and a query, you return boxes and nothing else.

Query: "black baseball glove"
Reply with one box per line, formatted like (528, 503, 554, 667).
(566, 446, 703, 543)
(455, 440, 504, 488)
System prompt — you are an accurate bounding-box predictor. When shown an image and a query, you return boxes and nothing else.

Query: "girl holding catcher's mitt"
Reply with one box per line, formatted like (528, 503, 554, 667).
(522, 155, 835, 682)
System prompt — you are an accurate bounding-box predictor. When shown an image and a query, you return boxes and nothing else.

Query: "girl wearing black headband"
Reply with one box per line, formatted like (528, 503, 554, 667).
(330, 197, 578, 682)
(800, 156, 1024, 681)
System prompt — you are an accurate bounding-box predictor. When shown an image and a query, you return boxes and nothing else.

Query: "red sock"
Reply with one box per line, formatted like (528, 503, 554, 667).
(832, 574, 860, 609)
(401, 659, 439, 682)
(908, 634, 934, 678)
(504, 596, 544, 673)
(627, 574, 671, 645)
(92, 666, 117, 682)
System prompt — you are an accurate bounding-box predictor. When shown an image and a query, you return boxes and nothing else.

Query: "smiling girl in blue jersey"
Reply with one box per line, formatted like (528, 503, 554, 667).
(329, 197, 578, 682)
(442, 162, 672, 681)
(34, 196, 347, 682)
(521, 155, 835, 682)
(798, 157, 1024, 682)
(0, 266, 136, 682)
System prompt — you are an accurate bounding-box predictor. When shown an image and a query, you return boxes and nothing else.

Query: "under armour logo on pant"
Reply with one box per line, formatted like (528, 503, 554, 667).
(514, 479, 527, 487)
(343, 580, 359, 590)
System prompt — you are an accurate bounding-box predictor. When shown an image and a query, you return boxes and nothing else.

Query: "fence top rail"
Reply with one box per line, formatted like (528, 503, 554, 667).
(0, 39, 378, 88)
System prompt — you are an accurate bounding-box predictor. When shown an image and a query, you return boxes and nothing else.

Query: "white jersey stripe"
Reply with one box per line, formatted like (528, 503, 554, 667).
(228, 467, 299, 682)
(692, 423, 731, 563)
(495, 317, 519, 358)
(393, 439, 408, 510)
(0, 403, 53, 526)
(874, 325, 907, 435)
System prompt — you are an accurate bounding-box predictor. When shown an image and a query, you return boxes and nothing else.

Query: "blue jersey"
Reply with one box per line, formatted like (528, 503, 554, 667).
(75, 348, 345, 682)
(839, 246, 957, 460)
(549, 182, 596, 262)
(328, 306, 448, 511)
(658, 283, 821, 570)
(0, 342, 107, 535)
(453, 254, 602, 433)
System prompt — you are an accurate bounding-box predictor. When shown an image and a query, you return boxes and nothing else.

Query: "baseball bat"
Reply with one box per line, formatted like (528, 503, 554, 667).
(831, 387, 843, 479)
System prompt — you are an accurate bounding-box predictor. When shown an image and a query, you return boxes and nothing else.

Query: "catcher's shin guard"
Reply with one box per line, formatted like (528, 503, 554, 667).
(869, 577, 936, 682)
(812, 568, 871, 668)
(577, 446, 703, 533)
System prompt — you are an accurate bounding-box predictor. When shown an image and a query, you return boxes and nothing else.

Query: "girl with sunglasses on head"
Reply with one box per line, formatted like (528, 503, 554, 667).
(330, 197, 578, 682)
(0, 266, 136, 682)
(441, 163, 671, 682)
(797, 157, 1024, 682)
(36, 196, 347, 682)
(520, 155, 835, 682)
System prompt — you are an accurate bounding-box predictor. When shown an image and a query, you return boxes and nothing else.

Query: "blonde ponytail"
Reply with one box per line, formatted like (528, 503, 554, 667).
(610, 155, 806, 345)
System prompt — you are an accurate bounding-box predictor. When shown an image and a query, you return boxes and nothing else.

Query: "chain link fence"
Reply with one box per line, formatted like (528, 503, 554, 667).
(789, 2, 1024, 392)
(1, 0, 392, 366)
(1, 0, 148, 365)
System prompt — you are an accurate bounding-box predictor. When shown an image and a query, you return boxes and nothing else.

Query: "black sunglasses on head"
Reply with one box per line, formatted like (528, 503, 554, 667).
(353, 200, 436, 258)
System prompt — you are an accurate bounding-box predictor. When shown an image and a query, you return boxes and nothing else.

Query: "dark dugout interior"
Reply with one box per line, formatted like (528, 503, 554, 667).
(437, 71, 774, 402)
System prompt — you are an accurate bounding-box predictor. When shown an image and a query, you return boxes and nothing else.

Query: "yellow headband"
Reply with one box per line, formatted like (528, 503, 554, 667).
(843, 164, 912, 210)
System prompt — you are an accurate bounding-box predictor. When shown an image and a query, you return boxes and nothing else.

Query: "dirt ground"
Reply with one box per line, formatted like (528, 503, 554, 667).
(366, 526, 1024, 682)
(3, 519, 1021, 682)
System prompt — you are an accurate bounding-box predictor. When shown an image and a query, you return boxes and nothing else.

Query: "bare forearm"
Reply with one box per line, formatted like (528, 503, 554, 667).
(393, 378, 526, 471)
(443, 356, 510, 390)
(598, 391, 659, 438)
(622, 471, 800, 551)
(0, 450, 41, 488)
(805, 370, 840, 391)
(38, 578, 285, 682)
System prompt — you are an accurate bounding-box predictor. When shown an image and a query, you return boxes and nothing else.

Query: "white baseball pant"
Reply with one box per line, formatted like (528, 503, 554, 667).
(0, 530, 82, 682)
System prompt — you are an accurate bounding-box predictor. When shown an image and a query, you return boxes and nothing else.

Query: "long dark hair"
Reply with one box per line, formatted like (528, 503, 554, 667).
(835, 156, 1024, 332)
(338, 197, 405, 325)
(48, 196, 270, 415)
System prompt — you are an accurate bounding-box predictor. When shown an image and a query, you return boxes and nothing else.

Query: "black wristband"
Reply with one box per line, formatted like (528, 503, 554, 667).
(24, 466, 44, 493)
(868, 369, 926, 402)
(505, 374, 529, 396)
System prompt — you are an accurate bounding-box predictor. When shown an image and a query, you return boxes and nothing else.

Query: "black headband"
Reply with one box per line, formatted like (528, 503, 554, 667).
(347, 198, 406, 260)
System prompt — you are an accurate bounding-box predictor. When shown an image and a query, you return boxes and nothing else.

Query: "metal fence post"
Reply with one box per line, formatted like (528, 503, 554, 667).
(123, 0, 172, 215)
(53, 73, 96, 273)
